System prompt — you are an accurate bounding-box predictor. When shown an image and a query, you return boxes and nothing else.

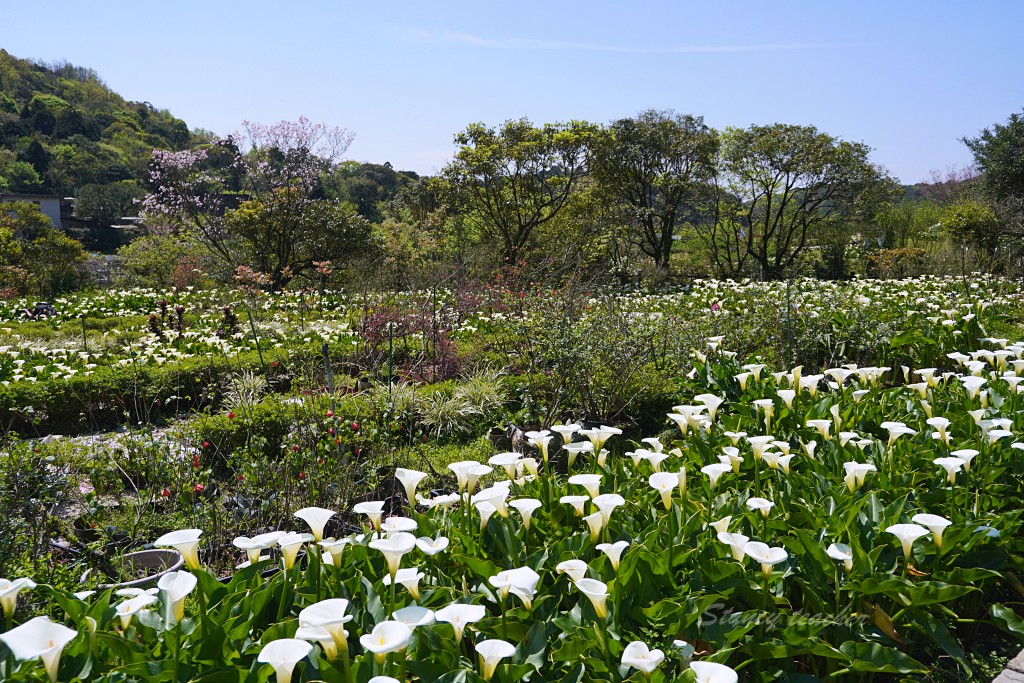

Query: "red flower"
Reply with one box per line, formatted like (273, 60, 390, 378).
(161, 488, 170, 497)
(317, 458, 323, 465)
(298, 472, 306, 480)
(326, 410, 334, 418)
(328, 428, 335, 435)
(228, 412, 236, 419)
(354, 448, 361, 456)
(202, 441, 210, 449)
(272, 361, 279, 368)
(351, 422, 359, 431)
(292, 444, 300, 452)
(236, 473, 244, 481)
(195, 483, 205, 492)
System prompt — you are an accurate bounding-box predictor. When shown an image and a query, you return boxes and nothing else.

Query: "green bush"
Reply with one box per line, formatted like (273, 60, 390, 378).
(0, 341, 374, 436)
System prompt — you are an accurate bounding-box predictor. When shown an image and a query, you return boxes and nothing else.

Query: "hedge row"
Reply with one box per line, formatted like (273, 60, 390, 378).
(0, 343, 354, 437)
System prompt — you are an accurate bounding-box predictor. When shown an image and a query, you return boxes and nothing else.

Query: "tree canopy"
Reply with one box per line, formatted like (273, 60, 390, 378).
(444, 118, 598, 262)
(963, 109, 1024, 202)
(696, 124, 891, 279)
(141, 118, 372, 288)
(0, 49, 202, 241)
(590, 109, 719, 272)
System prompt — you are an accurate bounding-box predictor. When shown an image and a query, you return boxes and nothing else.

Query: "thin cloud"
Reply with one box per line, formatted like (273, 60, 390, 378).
(404, 29, 862, 54)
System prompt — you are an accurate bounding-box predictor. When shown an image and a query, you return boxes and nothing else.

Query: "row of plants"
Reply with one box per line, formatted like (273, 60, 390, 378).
(4, 275, 1022, 436)
(2, 303, 1024, 681)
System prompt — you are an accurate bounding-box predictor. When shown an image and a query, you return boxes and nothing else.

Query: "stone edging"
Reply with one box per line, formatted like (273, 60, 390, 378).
(993, 649, 1024, 682)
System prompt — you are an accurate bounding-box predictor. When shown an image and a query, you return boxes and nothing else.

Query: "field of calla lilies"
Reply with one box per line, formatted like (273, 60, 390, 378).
(2, 276, 1024, 682)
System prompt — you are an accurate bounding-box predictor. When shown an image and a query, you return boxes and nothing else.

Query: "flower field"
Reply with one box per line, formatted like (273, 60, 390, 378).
(1, 276, 1024, 682)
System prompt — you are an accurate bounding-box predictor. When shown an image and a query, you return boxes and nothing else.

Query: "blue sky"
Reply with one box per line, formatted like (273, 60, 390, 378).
(3, 1, 1022, 183)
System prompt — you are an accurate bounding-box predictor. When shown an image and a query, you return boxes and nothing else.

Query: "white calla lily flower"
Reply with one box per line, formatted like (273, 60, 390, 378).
(293, 507, 336, 542)
(595, 540, 630, 571)
(359, 621, 411, 664)
(369, 531, 417, 578)
(153, 528, 202, 570)
(476, 639, 516, 681)
(912, 513, 952, 549)
(886, 523, 930, 559)
(0, 616, 78, 683)
(0, 577, 37, 618)
(826, 543, 854, 573)
(574, 578, 609, 618)
(257, 638, 313, 683)
(691, 660, 739, 683)
(556, 559, 588, 582)
(622, 640, 665, 675)
(298, 598, 352, 653)
(395, 468, 427, 505)
(157, 570, 197, 627)
(435, 602, 486, 644)
(744, 541, 789, 577)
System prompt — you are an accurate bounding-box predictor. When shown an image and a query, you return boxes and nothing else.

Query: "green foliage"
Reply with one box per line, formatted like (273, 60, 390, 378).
(74, 180, 144, 229)
(0, 441, 80, 580)
(963, 108, 1024, 201)
(697, 124, 893, 280)
(872, 200, 946, 249)
(590, 109, 719, 271)
(0, 346, 274, 436)
(943, 199, 1002, 255)
(328, 161, 420, 222)
(0, 200, 87, 296)
(0, 49, 199, 197)
(225, 192, 372, 288)
(445, 118, 598, 261)
(114, 234, 193, 288)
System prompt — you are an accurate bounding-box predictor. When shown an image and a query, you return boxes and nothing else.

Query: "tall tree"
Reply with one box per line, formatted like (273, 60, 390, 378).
(697, 124, 889, 280)
(142, 117, 370, 287)
(444, 118, 597, 262)
(590, 110, 718, 272)
(963, 109, 1024, 201)
(0, 201, 87, 296)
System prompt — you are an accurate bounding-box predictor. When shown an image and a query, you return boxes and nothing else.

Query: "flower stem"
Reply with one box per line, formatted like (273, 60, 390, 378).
(172, 625, 182, 683)
(340, 643, 353, 683)
(276, 562, 291, 622)
(834, 567, 841, 616)
(501, 593, 508, 639)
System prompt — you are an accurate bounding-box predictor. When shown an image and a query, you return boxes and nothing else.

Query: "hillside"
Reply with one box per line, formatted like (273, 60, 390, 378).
(0, 49, 206, 227)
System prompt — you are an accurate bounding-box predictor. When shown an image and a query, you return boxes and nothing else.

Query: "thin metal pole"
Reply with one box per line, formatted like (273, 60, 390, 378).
(246, 309, 270, 390)
(786, 278, 794, 368)
(322, 342, 336, 415)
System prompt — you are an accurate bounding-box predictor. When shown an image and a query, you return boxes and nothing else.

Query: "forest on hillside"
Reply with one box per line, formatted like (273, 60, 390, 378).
(0, 49, 207, 229)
